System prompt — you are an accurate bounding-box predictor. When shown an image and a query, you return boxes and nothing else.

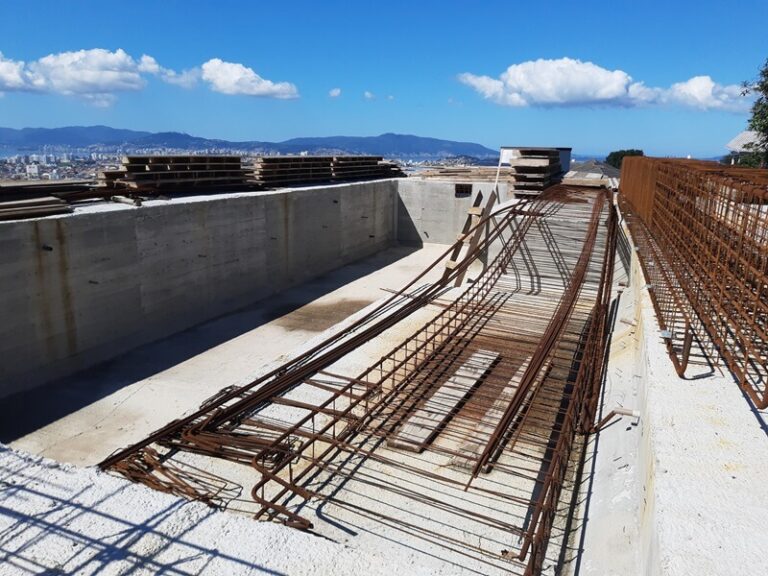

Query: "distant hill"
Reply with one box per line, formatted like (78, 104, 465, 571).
(0, 126, 497, 159)
(0, 125, 151, 146)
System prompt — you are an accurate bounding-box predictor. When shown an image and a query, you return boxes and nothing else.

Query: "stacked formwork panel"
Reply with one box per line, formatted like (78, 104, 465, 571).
(507, 148, 563, 198)
(248, 156, 334, 187)
(249, 156, 404, 188)
(100, 156, 252, 192)
(99, 155, 405, 193)
(619, 157, 768, 407)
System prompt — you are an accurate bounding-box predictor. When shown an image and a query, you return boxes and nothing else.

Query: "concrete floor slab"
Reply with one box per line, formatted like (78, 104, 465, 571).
(575, 225, 768, 575)
(2, 245, 448, 466)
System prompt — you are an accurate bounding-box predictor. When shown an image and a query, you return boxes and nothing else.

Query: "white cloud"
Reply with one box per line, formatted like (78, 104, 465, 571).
(387, 95, 395, 101)
(329, 87, 341, 97)
(201, 58, 298, 98)
(459, 57, 747, 112)
(364, 90, 375, 100)
(23, 49, 146, 96)
(137, 54, 161, 74)
(0, 53, 29, 90)
(664, 76, 744, 111)
(138, 55, 199, 87)
(0, 49, 294, 105)
(0, 49, 198, 104)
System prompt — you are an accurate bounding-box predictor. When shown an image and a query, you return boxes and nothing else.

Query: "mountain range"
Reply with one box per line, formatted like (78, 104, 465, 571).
(0, 126, 498, 159)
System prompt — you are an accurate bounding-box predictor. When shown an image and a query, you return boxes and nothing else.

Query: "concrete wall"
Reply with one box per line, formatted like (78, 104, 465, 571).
(0, 181, 396, 398)
(395, 179, 510, 245)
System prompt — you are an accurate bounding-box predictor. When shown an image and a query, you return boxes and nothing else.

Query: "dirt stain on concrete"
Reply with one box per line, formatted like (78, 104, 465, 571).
(273, 299, 374, 332)
(33, 222, 56, 359)
(55, 220, 78, 357)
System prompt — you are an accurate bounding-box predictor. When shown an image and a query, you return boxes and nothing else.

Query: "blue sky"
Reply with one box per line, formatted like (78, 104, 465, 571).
(1, 0, 766, 157)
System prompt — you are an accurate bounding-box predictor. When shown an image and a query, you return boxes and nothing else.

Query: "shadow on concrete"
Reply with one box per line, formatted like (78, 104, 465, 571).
(561, 294, 621, 576)
(395, 195, 424, 247)
(0, 448, 284, 575)
(0, 245, 419, 443)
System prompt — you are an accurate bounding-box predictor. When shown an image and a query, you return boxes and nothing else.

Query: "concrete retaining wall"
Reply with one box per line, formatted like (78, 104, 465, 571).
(395, 179, 509, 245)
(0, 181, 396, 398)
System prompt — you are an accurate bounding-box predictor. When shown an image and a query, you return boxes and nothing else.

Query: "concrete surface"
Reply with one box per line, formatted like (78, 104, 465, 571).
(575, 220, 768, 575)
(396, 178, 506, 245)
(0, 444, 438, 576)
(5, 180, 764, 575)
(0, 181, 397, 398)
(2, 244, 447, 466)
(1, 177, 502, 400)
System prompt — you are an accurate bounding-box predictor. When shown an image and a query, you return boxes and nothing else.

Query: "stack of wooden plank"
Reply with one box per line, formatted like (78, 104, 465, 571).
(419, 166, 505, 181)
(505, 148, 562, 198)
(247, 156, 334, 187)
(0, 194, 71, 221)
(0, 181, 100, 220)
(247, 155, 404, 188)
(100, 156, 252, 191)
(331, 156, 402, 181)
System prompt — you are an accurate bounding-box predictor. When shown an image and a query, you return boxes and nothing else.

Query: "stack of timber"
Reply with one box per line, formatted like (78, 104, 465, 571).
(331, 156, 404, 181)
(419, 166, 507, 181)
(248, 156, 334, 187)
(505, 148, 562, 198)
(0, 193, 71, 220)
(100, 156, 252, 192)
(247, 155, 404, 188)
(0, 181, 100, 220)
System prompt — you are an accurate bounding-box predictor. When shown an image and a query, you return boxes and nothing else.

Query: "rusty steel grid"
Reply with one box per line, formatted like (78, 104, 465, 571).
(619, 157, 768, 407)
(101, 186, 618, 576)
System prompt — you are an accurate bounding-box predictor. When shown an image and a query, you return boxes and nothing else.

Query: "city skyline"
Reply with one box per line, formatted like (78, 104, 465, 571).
(1, 0, 767, 157)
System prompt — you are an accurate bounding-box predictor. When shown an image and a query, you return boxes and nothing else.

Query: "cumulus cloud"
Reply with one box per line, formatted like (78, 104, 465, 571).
(0, 48, 194, 104)
(328, 87, 341, 97)
(0, 49, 147, 102)
(137, 54, 199, 88)
(664, 76, 743, 110)
(364, 90, 375, 100)
(0, 53, 29, 90)
(0, 49, 297, 105)
(459, 57, 747, 112)
(201, 58, 298, 98)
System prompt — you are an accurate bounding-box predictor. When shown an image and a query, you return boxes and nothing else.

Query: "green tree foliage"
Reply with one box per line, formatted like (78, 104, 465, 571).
(742, 58, 768, 167)
(605, 149, 644, 169)
(720, 151, 764, 168)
